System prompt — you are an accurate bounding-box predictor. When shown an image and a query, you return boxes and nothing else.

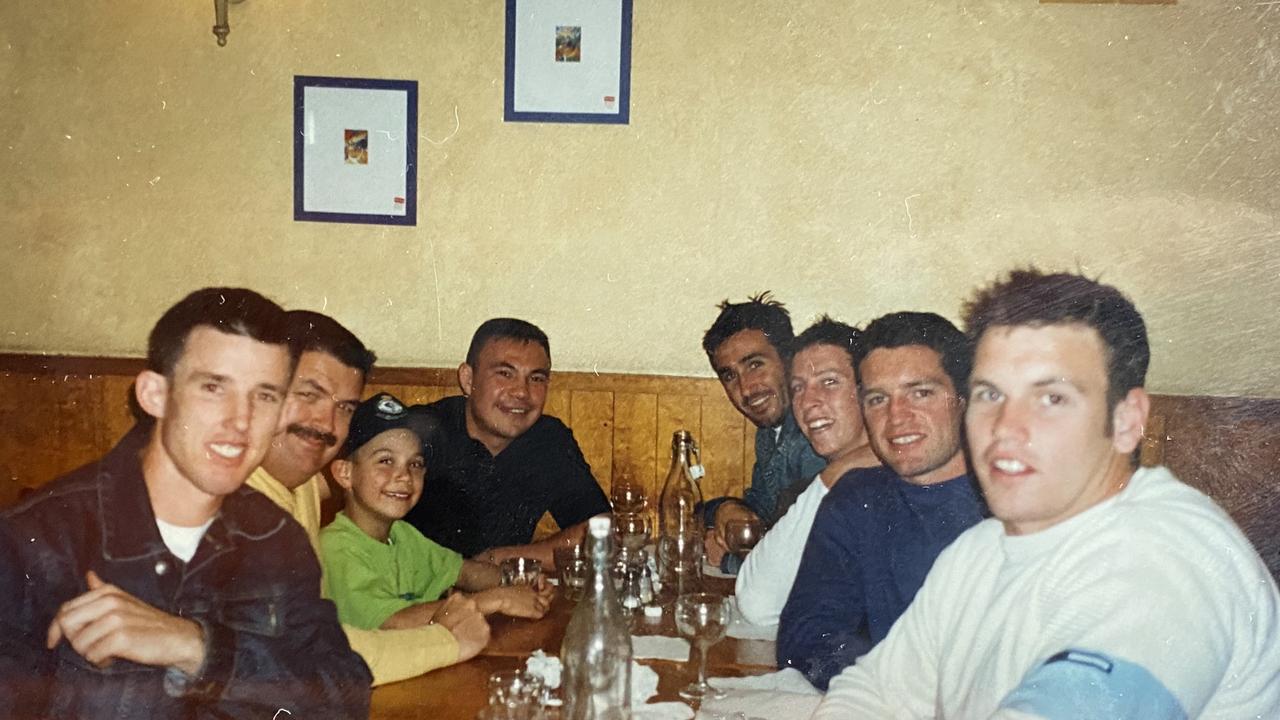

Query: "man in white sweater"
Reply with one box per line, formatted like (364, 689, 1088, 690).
(814, 269, 1280, 719)
(734, 316, 879, 626)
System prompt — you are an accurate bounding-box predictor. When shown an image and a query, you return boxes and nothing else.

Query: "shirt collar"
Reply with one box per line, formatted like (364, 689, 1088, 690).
(98, 424, 285, 562)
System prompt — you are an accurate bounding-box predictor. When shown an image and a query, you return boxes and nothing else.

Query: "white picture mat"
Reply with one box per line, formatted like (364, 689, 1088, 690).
(301, 85, 409, 216)
(512, 0, 622, 115)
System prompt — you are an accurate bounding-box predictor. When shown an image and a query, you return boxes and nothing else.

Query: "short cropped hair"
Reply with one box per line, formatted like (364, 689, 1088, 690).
(702, 291, 794, 361)
(285, 310, 377, 379)
(787, 315, 862, 369)
(855, 312, 972, 397)
(962, 268, 1149, 412)
(147, 287, 295, 378)
(465, 318, 551, 367)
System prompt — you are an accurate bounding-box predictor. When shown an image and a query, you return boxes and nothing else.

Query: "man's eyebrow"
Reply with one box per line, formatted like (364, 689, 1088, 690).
(257, 381, 287, 395)
(190, 371, 228, 383)
(298, 377, 332, 396)
(1034, 376, 1085, 392)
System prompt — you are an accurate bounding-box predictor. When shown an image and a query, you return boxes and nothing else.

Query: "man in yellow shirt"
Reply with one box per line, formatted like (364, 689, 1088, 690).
(250, 310, 489, 686)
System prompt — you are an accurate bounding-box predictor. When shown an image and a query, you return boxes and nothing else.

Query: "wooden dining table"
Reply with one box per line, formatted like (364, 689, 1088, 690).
(370, 577, 777, 719)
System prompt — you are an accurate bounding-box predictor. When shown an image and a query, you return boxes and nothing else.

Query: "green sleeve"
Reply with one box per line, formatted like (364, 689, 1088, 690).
(321, 525, 413, 630)
(395, 521, 464, 601)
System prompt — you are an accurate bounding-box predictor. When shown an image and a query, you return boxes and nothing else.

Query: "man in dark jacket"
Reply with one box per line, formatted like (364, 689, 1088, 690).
(0, 287, 372, 719)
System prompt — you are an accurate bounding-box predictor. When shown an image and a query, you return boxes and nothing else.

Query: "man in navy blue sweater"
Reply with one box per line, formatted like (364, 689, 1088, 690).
(777, 312, 987, 690)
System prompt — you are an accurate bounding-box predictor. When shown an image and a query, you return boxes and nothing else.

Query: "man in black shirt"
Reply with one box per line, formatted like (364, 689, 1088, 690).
(403, 318, 610, 566)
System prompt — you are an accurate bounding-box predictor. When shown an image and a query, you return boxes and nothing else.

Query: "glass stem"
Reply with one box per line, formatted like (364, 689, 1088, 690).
(697, 641, 709, 689)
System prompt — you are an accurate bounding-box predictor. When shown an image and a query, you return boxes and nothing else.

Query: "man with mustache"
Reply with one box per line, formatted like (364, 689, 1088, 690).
(403, 318, 611, 567)
(814, 270, 1280, 718)
(251, 310, 490, 686)
(702, 293, 826, 572)
(778, 311, 985, 690)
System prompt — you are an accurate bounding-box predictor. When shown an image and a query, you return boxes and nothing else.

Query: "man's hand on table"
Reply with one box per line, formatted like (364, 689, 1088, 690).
(46, 570, 206, 676)
(432, 593, 490, 662)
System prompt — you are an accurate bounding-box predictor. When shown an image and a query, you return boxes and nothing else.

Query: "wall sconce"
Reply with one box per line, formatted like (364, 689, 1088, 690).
(212, 0, 247, 46)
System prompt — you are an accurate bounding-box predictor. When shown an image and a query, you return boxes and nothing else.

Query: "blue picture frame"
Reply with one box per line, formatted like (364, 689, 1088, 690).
(293, 75, 418, 226)
(504, 0, 633, 124)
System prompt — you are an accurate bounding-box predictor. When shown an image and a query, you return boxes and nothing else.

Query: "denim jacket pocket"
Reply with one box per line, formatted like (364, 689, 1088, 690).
(214, 588, 287, 638)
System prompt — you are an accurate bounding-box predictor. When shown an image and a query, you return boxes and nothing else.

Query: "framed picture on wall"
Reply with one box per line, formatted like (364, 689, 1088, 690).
(504, 0, 633, 124)
(293, 75, 418, 225)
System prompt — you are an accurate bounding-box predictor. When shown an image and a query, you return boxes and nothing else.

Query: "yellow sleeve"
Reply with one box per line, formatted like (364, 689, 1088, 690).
(342, 622, 461, 687)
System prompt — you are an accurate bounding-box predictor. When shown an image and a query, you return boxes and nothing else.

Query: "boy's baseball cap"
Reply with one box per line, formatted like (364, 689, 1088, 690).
(343, 392, 419, 456)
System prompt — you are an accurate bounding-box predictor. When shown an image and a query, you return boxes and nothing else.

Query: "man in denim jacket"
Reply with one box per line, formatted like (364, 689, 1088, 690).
(0, 287, 372, 719)
(701, 293, 825, 573)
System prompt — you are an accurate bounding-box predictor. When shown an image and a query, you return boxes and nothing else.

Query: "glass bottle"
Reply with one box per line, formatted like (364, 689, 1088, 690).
(560, 516, 632, 720)
(656, 430, 705, 603)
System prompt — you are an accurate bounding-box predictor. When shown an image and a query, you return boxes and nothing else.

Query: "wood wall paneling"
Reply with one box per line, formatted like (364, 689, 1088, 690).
(612, 392, 658, 501)
(2, 354, 1276, 583)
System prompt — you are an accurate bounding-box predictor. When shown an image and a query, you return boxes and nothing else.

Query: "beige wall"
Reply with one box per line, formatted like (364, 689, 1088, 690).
(1, 1, 1276, 396)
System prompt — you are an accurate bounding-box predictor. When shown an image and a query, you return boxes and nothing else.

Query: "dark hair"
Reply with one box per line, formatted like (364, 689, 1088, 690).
(855, 312, 972, 397)
(465, 318, 551, 367)
(787, 315, 862, 369)
(702, 291, 794, 361)
(285, 310, 377, 379)
(147, 287, 295, 377)
(962, 268, 1149, 412)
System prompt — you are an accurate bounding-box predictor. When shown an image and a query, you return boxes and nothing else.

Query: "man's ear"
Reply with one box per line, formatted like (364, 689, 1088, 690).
(330, 458, 355, 491)
(458, 362, 473, 397)
(1111, 387, 1150, 455)
(134, 370, 169, 420)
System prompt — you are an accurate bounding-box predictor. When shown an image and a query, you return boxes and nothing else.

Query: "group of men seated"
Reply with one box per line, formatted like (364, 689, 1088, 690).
(0, 268, 1277, 719)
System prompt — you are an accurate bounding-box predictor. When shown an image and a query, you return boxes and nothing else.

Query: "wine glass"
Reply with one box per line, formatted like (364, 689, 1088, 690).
(723, 518, 764, 560)
(612, 511, 651, 561)
(674, 592, 732, 701)
(610, 483, 648, 514)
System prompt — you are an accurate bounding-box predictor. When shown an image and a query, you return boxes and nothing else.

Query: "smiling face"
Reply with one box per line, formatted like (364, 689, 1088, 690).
(141, 326, 292, 512)
(967, 324, 1147, 536)
(790, 343, 867, 463)
(460, 337, 550, 455)
(334, 428, 426, 540)
(859, 345, 966, 485)
(712, 328, 789, 429)
(261, 350, 365, 489)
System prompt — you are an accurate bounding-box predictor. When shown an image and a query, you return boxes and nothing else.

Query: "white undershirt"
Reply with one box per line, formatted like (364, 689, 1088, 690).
(155, 517, 215, 563)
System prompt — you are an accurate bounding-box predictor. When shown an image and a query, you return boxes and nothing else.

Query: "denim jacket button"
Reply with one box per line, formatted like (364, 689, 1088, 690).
(155, 560, 169, 576)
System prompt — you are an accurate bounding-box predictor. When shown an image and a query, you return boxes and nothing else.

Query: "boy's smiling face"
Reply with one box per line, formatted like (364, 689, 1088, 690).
(334, 428, 426, 537)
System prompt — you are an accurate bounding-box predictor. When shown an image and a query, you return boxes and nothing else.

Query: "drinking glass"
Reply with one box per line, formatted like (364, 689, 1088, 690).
(674, 592, 732, 701)
(555, 545, 590, 602)
(723, 518, 764, 560)
(480, 669, 545, 720)
(612, 511, 651, 563)
(500, 557, 543, 587)
(610, 483, 648, 514)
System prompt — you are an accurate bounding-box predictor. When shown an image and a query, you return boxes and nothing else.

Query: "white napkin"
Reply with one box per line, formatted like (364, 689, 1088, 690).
(631, 659, 661, 701)
(707, 668, 818, 694)
(695, 668, 821, 720)
(630, 634, 690, 662)
(635, 701, 695, 720)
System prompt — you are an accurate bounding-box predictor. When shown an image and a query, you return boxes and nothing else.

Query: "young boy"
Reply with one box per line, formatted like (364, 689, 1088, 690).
(321, 393, 554, 631)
